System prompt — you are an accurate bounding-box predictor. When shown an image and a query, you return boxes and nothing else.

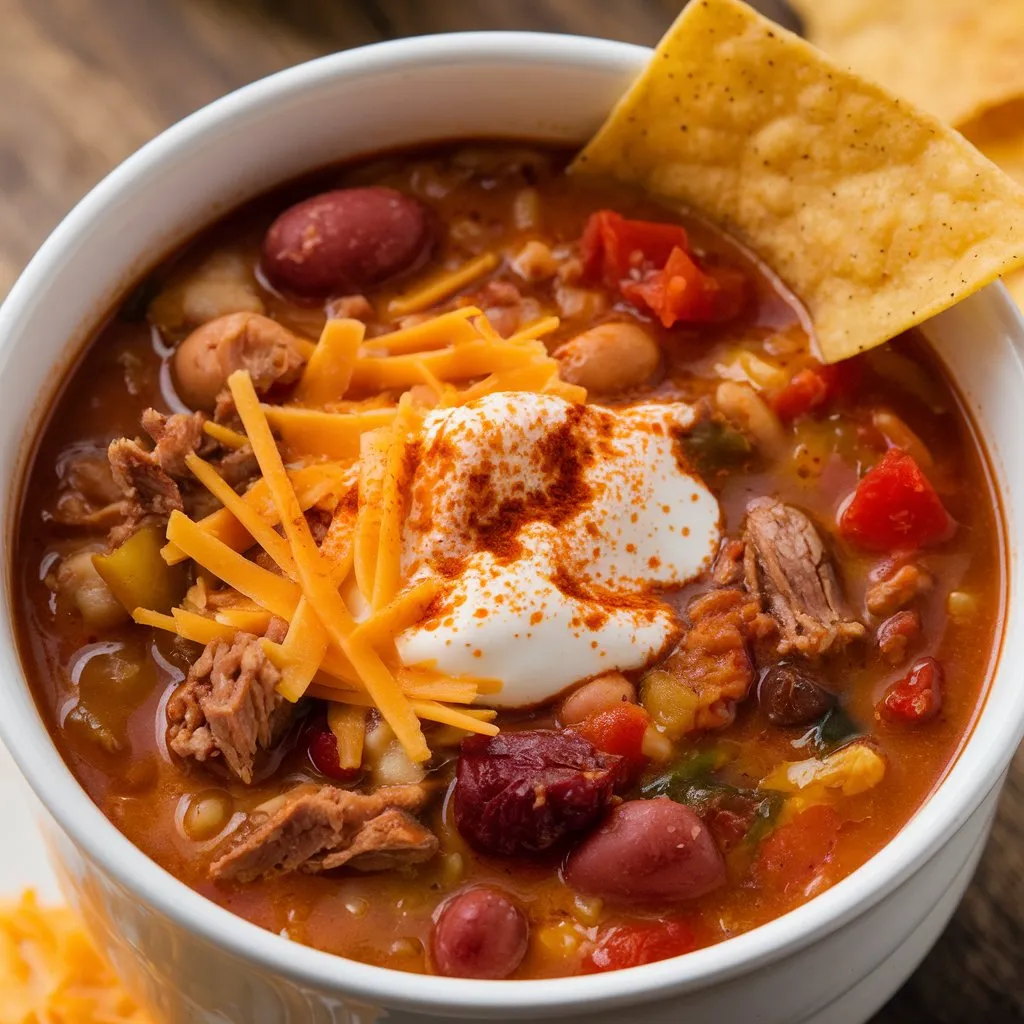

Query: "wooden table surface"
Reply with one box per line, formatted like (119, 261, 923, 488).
(2, 1, 1022, 1020)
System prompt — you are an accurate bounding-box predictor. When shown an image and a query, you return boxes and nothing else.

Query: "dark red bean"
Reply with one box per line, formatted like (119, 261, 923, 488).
(564, 798, 726, 904)
(758, 664, 834, 726)
(431, 888, 528, 979)
(453, 729, 625, 857)
(261, 187, 433, 297)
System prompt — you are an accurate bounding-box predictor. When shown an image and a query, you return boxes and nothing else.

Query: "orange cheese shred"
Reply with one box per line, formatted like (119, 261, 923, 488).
(508, 315, 561, 344)
(161, 463, 350, 565)
(349, 338, 546, 392)
(387, 253, 499, 318)
(229, 370, 429, 763)
(365, 307, 482, 354)
(263, 406, 397, 461)
(0, 890, 151, 1024)
(165, 510, 301, 621)
(353, 428, 389, 602)
(294, 318, 365, 406)
(215, 607, 274, 634)
(185, 454, 296, 576)
(326, 703, 366, 770)
(371, 395, 420, 611)
(318, 689, 498, 736)
(354, 577, 443, 647)
(267, 598, 329, 703)
(202, 420, 248, 449)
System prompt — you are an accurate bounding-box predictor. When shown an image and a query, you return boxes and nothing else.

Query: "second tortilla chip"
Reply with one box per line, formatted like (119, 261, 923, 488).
(571, 0, 1024, 363)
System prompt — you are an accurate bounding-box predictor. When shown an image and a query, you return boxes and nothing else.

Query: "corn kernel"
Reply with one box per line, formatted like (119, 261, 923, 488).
(534, 920, 583, 957)
(947, 591, 979, 620)
(571, 895, 605, 927)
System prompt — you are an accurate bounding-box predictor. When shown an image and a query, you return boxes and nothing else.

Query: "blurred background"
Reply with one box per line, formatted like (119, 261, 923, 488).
(1, 1, 1021, 1022)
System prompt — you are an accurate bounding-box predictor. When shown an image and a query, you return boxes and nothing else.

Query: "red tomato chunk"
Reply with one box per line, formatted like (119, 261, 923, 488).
(574, 702, 650, 772)
(579, 210, 745, 327)
(754, 805, 843, 897)
(879, 657, 944, 724)
(839, 448, 954, 551)
(583, 920, 698, 973)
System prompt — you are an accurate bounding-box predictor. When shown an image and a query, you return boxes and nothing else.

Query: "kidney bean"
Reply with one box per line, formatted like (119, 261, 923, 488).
(431, 888, 528, 979)
(261, 187, 433, 297)
(758, 664, 834, 726)
(453, 730, 624, 856)
(565, 798, 726, 904)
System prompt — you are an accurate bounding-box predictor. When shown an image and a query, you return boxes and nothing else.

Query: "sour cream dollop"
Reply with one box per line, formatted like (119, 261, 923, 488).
(396, 392, 721, 707)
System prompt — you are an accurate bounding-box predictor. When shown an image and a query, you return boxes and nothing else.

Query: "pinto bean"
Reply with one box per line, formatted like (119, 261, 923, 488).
(554, 322, 660, 394)
(559, 672, 636, 726)
(715, 381, 787, 457)
(261, 187, 433, 297)
(431, 888, 528, 979)
(173, 312, 305, 411)
(55, 550, 127, 629)
(564, 798, 726, 904)
(758, 664, 834, 726)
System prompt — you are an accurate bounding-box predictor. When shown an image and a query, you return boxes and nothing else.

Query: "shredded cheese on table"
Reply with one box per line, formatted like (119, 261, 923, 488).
(0, 891, 149, 1024)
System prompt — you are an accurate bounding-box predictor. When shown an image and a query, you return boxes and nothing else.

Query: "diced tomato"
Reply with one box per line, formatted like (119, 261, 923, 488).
(838, 448, 955, 551)
(771, 368, 831, 421)
(771, 361, 862, 422)
(583, 920, 698, 973)
(622, 247, 747, 327)
(579, 212, 746, 326)
(307, 720, 359, 781)
(580, 210, 690, 289)
(754, 805, 842, 897)
(879, 657, 943, 724)
(575, 703, 650, 772)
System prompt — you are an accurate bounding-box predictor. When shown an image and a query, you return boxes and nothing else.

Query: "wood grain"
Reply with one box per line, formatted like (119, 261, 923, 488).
(0, 1, 1018, 1021)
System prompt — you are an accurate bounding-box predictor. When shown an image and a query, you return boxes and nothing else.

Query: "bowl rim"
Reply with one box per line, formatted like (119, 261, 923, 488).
(1, 28, 1023, 1016)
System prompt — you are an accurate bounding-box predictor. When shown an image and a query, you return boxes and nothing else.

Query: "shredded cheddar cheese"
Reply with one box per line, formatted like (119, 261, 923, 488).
(387, 253, 499, 317)
(294, 318, 365, 406)
(366, 306, 482, 353)
(185, 453, 296, 576)
(0, 891, 150, 1024)
(229, 370, 430, 763)
(202, 420, 248, 449)
(372, 395, 420, 611)
(263, 406, 397, 461)
(135, 307, 587, 755)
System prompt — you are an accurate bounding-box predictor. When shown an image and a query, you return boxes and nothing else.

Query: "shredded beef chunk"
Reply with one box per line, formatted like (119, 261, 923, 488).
(743, 499, 865, 657)
(647, 588, 771, 736)
(167, 633, 292, 784)
(140, 409, 208, 477)
(51, 449, 126, 530)
(210, 784, 437, 882)
(107, 409, 209, 540)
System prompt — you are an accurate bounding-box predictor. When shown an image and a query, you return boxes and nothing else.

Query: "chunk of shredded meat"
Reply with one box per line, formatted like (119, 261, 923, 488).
(651, 588, 773, 735)
(107, 409, 208, 541)
(167, 633, 292, 784)
(210, 784, 437, 882)
(743, 499, 865, 657)
(51, 449, 126, 530)
(865, 564, 932, 618)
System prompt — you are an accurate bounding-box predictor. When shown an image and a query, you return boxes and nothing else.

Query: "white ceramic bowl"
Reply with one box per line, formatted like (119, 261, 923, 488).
(1, 32, 1023, 1024)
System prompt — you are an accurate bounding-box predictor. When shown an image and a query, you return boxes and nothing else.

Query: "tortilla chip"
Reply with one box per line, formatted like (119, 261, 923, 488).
(571, 0, 1024, 363)
(791, 0, 1024, 128)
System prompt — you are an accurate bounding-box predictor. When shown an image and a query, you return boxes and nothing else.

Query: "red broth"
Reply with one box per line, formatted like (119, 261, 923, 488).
(13, 142, 1002, 978)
